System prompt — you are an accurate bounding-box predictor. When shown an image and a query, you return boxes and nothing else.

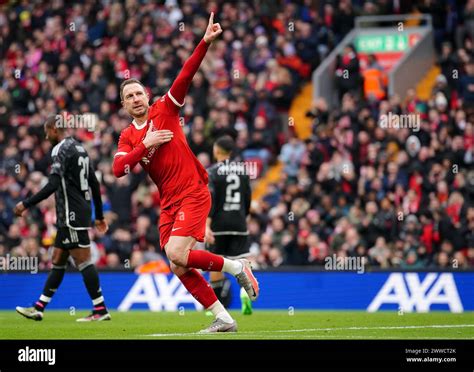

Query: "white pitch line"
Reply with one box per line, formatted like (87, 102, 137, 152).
(216, 334, 474, 340)
(144, 324, 474, 338)
(145, 332, 200, 337)
(267, 324, 474, 333)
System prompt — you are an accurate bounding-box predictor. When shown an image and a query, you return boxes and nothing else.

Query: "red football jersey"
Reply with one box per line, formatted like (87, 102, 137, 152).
(115, 93, 208, 209)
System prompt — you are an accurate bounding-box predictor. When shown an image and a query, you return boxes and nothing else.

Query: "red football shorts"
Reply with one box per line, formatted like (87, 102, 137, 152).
(159, 187, 211, 249)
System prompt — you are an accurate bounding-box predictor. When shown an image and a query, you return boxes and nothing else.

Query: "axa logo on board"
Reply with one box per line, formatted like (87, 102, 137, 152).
(368, 273, 463, 313)
(117, 272, 465, 313)
(118, 274, 203, 311)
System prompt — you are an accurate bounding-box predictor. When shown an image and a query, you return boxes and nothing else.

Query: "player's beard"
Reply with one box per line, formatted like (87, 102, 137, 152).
(132, 105, 148, 119)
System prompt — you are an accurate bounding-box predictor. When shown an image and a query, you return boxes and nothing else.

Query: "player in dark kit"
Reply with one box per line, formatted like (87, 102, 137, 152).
(14, 115, 110, 322)
(205, 136, 253, 314)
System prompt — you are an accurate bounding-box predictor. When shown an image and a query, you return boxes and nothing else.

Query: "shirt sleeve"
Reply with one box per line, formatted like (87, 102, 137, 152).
(244, 175, 251, 215)
(168, 39, 210, 109)
(23, 174, 61, 208)
(88, 162, 104, 221)
(50, 145, 68, 177)
(114, 129, 133, 157)
(149, 95, 180, 116)
(113, 129, 147, 178)
(208, 168, 217, 218)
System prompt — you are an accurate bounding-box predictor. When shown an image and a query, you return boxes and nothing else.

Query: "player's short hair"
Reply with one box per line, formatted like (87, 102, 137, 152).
(44, 115, 57, 129)
(44, 115, 66, 132)
(120, 78, 146, 101)
(215, 135, 235, 154)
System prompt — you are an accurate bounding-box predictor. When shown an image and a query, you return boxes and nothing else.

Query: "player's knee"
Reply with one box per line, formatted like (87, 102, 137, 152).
(169, 262, 179, 273)
(166, 246, 188, 267)
(76, 259, 93, 271)
(52, 262, 67, 270)
(52, 254, 64, 265)
(52, 256, 68, 267)
(170, 262, 188, 276)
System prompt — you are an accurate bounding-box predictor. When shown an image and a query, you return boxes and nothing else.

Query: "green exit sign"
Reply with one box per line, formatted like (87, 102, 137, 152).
(356, 34, 409, 52)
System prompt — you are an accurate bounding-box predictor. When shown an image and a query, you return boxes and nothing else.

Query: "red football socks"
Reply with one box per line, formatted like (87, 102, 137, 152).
(186, 250, 224, 272)
(178, 269, 217, 308)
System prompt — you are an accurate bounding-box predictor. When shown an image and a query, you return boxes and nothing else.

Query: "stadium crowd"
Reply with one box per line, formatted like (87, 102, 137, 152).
(0, 0, 473, 270)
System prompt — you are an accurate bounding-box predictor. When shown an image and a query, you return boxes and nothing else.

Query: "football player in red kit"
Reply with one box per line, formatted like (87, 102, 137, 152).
(113, 13, 259, 333)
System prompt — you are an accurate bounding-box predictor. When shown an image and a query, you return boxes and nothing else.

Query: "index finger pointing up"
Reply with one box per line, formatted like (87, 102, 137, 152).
(209, 12, 214, 26)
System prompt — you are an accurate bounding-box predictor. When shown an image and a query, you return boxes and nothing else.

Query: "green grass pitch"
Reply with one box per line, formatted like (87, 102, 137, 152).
(1, 310, 473, 340)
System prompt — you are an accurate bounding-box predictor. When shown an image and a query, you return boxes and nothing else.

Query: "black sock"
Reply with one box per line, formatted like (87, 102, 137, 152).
(211, 278, 232, 308)
(79, 262, 107, 314)
(34, 265, 66, 312)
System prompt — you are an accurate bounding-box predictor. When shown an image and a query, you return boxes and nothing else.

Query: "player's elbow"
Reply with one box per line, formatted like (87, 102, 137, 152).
(112, 161, 126, 178)
(48, 174, 61, 190)
(113, 168, 125, 178)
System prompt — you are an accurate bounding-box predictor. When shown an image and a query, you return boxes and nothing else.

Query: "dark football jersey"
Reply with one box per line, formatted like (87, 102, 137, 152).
(207, 160, 251, 234)
(50, 136, 94, 229)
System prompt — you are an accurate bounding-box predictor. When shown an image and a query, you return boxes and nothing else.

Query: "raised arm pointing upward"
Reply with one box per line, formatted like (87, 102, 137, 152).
(168, 12, 223, 106)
